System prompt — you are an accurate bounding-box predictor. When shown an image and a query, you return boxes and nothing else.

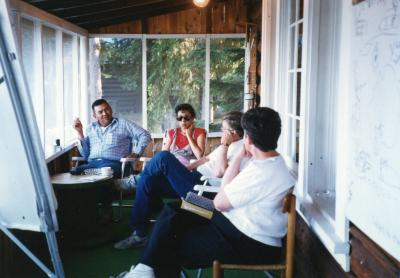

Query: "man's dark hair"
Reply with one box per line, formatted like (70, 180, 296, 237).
(222, 111, 244, 137)
(175, 103, 196, 118)
(241, 107, 281, 151)
(91, 99, 110, 111)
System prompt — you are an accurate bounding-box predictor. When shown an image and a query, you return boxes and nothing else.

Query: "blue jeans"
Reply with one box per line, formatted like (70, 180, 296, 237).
(71, 159, 122, 178)
(130, 151, 202, 236)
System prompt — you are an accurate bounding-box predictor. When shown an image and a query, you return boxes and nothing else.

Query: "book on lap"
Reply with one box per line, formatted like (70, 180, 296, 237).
(181, 192, 214, 219)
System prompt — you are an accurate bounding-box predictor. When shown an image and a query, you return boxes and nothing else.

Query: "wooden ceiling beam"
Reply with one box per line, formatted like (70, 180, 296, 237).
(82, 2, 196, 30)
(52, 0, 165, 18)
(23, 0, 151, 12)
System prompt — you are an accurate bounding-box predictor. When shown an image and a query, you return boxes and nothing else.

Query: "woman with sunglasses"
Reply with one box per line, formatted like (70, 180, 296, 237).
(162, 103, 206, 166)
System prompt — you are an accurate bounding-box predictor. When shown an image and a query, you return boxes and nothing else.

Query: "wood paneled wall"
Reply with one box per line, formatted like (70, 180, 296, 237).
(89, 0, 253, 34)
(294, 216, 400, 277)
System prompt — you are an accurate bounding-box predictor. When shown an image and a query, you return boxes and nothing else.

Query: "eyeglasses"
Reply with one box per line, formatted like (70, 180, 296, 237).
(176, 116, 192, 121)
(221, 128, 234, 133)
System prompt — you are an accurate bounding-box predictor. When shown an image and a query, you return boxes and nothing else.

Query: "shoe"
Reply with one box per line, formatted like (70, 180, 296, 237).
(110, 264, 155, 278)
(113, 231, 147, 250)
(114, 175, 137, 191)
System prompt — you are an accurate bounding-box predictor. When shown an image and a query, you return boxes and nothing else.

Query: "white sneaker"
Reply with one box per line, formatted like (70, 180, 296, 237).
(114, 175, 137, 191)
(113, 231, 147, 250)
(124, 264, 155, 278)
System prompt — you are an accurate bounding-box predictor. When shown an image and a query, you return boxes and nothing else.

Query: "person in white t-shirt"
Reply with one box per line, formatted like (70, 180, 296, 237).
(111, 107, 295, 278)
(113, 111, 245, 250)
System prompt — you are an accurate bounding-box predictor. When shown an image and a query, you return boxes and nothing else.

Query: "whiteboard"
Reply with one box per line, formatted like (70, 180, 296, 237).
(0, 0, 58, 232)
(346, 0, 400, 261)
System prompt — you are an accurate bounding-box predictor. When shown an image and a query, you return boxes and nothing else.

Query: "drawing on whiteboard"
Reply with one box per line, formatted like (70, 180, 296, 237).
(391, 40, 400, 63)
(379, 159, 400, 190)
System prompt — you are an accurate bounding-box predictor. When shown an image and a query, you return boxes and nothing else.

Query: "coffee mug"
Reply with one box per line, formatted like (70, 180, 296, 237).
(101, 167, 113, 176)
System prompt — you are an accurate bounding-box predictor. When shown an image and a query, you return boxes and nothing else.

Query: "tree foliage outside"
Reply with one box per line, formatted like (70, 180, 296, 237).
(97, 37, 245, 133)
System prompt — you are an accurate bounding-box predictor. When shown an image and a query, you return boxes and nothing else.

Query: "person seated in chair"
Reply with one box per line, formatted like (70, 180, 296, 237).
(162, 103, 206, 166)
(111, 107, 295, 278)
(72, 98, 151, 178)
(113, 111, 246, 249)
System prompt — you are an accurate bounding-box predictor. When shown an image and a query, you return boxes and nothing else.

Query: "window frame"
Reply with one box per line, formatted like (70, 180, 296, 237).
(91, 33, 247, 138)
(270, 0, 350, 271)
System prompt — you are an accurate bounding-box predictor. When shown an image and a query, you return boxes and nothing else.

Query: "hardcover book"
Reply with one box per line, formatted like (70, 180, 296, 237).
(181, 192, 214, 219)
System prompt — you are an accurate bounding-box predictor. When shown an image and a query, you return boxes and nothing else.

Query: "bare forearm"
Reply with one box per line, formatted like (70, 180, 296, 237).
(212, 146, 229, 177)
(220, 153, 242, 189)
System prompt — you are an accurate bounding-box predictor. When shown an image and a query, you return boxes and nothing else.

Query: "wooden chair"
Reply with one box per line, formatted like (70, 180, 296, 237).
(212, 192, 296, 278)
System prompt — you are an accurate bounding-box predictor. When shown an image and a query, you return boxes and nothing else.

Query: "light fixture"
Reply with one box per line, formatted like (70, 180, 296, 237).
(193, 0, 210, 8)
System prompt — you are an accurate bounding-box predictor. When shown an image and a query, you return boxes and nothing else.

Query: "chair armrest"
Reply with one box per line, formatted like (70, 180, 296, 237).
(72, 156, 86, 161)
(120, 157, 137, 163)
(200, 176, 222, 187)
(193, 184, 220, 194)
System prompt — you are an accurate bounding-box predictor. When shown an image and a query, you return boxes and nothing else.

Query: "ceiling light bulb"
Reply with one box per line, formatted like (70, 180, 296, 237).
(193, 0, 210, 8)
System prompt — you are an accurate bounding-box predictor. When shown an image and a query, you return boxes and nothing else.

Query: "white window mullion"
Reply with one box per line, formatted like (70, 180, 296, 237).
(204, 35, 210, 132)
(142, 35, 147, 129)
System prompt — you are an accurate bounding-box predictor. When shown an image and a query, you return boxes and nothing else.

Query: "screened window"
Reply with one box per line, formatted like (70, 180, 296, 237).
(147, 38, 206, 133)
(95, 35, 246, 135)
(99, 38, 143, 125)
(209, 38, 245, 132)
(42, 26, 59, 151)
(63, 33, 74, 143)
(19, 17, 86, 157)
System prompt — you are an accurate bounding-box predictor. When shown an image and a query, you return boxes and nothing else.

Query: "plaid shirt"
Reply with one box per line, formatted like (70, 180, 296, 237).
(77, 118, 151, 161)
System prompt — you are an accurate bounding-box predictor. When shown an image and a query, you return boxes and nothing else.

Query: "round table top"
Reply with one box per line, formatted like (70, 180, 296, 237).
(51, 172, 113, 185)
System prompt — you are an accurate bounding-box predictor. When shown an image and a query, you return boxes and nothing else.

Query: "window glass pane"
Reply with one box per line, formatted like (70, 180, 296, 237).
(209, 38, 245, 132)
(298, 0, 304, 20)
(289, 26, 295, 70)
(21, 18, 38, 99)
(99, 38, 143, 125)
(63, 33, 74, 144)
(288, 72, 295, 114)
(296, 119, 300, 163)
(296, 72, 301, 116)
(297, 23, 303, 68)
(290, 0, 296, 24)
(147, 38, 206, 133)
(42, 26, 59, 151)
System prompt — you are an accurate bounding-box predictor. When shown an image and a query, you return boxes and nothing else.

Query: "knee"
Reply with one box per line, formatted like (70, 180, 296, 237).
(153, 151, 174, 164)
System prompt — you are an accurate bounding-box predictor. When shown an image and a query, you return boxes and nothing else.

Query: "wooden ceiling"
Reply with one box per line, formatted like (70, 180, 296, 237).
(21, 0, 212, 30)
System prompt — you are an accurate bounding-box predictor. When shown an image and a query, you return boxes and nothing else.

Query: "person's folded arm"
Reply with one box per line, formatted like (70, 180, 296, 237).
(186, 156, 209, 171)
(214, 190, 233, 211)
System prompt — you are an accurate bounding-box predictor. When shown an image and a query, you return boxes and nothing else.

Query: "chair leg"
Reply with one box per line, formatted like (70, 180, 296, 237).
(213, 261, 223, 278)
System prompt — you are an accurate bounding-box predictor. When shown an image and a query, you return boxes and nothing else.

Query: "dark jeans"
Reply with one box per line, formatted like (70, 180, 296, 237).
(139, 204, 282, 278)
(71, 158, 122, 178)
(130, 151, 202, 236)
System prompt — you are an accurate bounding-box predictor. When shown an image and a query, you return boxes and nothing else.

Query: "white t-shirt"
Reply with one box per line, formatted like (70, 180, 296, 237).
(197, 139, 246, 178)
(222, 155, 295, 247)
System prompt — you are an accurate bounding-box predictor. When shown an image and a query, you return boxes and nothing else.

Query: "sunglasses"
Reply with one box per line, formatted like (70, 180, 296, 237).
(176, 116, 192, 121)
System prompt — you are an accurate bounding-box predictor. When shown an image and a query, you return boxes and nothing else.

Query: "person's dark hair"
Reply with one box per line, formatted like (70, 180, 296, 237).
(91, 99, 110, 111)
(174, 103, 196, 118)
(241, 107, 281, 151)
(222, 111, 244, 137)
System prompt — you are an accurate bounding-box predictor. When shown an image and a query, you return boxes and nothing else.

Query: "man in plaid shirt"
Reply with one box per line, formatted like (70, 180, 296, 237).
(72, 99, 151, 178)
